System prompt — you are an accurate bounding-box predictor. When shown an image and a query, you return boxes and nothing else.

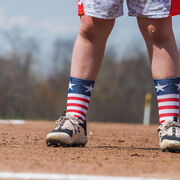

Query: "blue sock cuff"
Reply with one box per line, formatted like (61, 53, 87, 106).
(153, 77, 180, 95)
(68, 77, 95, 97)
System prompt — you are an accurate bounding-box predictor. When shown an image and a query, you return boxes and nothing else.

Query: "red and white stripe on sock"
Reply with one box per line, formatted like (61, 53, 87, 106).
(67, 93, 90, 121)
(66, 77, 94, 121)
(157, 94, 179, 124)
(154, 78, 180, 125)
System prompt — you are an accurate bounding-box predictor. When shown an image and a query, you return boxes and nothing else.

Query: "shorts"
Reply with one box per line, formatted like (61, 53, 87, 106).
(78, 0, 180, 19)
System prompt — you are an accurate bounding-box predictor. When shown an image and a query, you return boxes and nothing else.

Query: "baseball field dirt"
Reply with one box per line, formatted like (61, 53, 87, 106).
(0, 121, 180, 179)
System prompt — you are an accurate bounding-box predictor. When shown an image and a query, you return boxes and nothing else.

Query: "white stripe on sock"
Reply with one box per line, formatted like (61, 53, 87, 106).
(67, 100, 89, 107)
(160, 116, 175, 121)
(157, 94, 179, 99)
(159, 109, 179, 114)
(68, 93, 90, 100)
(67, 106, 87, 114)
(158, 101, 179, 107)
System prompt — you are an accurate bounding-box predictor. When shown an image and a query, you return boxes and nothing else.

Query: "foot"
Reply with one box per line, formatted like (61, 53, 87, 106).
(158, 119, 180, 152)
(46, 113, 87, 147)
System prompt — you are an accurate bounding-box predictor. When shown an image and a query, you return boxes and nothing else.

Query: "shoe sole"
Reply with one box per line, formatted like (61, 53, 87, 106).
(161, 139, 180, 152)
(46, 133, 87, 147)
(46, 141, 86, 147)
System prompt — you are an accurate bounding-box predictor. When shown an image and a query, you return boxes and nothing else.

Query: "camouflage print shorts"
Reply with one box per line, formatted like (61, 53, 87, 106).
(78, 0, 180, 19)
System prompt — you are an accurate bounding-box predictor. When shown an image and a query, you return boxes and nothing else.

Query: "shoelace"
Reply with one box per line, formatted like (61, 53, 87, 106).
(163, 121, 180, 130)
(55, 114, 82, 133)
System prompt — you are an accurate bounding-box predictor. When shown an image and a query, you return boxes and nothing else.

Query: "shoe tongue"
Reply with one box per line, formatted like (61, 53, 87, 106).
(163, 119, 180, 127)
(66, 112, 77, 119)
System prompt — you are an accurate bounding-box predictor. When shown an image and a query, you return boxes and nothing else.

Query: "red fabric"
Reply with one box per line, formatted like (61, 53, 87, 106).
(158, 105, 179, 110)
(169, 0, 180, 16)
(74, 115, 85, 121)
(159, 113, 179, 118)
(67, 109, 86, 117)
(67, 103, 88, 110)
(160, 120, 165, 124)
(157, 98, 179, 103)
(67, 97, 89, 103)
(78, 0, 85, 16)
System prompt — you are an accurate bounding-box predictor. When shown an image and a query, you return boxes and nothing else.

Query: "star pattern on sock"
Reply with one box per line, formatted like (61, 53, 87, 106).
(69, 82, 76, 90)
(175, 82, 180, 91)
(69, 82, 94, 94)
(155, 83, 168, 93)
(84, 84, 94, 93)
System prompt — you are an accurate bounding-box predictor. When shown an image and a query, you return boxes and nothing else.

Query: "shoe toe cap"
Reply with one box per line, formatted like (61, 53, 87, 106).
(46, 131, 73, 145)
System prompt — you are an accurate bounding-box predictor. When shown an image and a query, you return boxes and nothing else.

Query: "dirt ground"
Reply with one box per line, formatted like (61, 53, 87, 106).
(0, 121, 180, 179)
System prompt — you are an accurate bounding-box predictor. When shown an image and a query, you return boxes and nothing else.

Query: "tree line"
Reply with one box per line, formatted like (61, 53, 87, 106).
(0, 30, 178, 123)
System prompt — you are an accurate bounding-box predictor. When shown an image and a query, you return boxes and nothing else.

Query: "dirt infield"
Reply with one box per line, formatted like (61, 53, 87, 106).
(0, 121, 180, 179)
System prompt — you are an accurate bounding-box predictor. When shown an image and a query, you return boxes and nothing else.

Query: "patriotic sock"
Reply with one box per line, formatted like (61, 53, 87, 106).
(66, 77, 95, 121)
(154, 78, 180, 125)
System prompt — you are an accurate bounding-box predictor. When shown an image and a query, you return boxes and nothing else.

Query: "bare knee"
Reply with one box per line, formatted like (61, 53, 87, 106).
(79, 16, 115, 41)
(138, 17, 173, 45)
(147, 24, 171, 44)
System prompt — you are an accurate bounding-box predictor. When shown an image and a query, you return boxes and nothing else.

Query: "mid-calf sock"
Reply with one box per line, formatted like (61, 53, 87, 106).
(66, 77, 95, 121)
(154, 78, 180, 125)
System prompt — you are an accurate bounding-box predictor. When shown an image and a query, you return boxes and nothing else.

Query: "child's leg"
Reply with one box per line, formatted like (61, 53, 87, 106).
(138, 17, 180, 124)
(46, 16, 115, 146)
(138, 17, 180, 151)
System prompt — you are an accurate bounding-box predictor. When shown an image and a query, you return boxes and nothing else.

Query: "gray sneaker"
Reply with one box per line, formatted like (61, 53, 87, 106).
(158, 118, 180, 152)
(46, 113, 87, 147)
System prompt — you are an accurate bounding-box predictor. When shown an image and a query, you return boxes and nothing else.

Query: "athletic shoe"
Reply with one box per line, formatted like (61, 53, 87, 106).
(158, 117, 180, 152)
(46, 112, 87, 147)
